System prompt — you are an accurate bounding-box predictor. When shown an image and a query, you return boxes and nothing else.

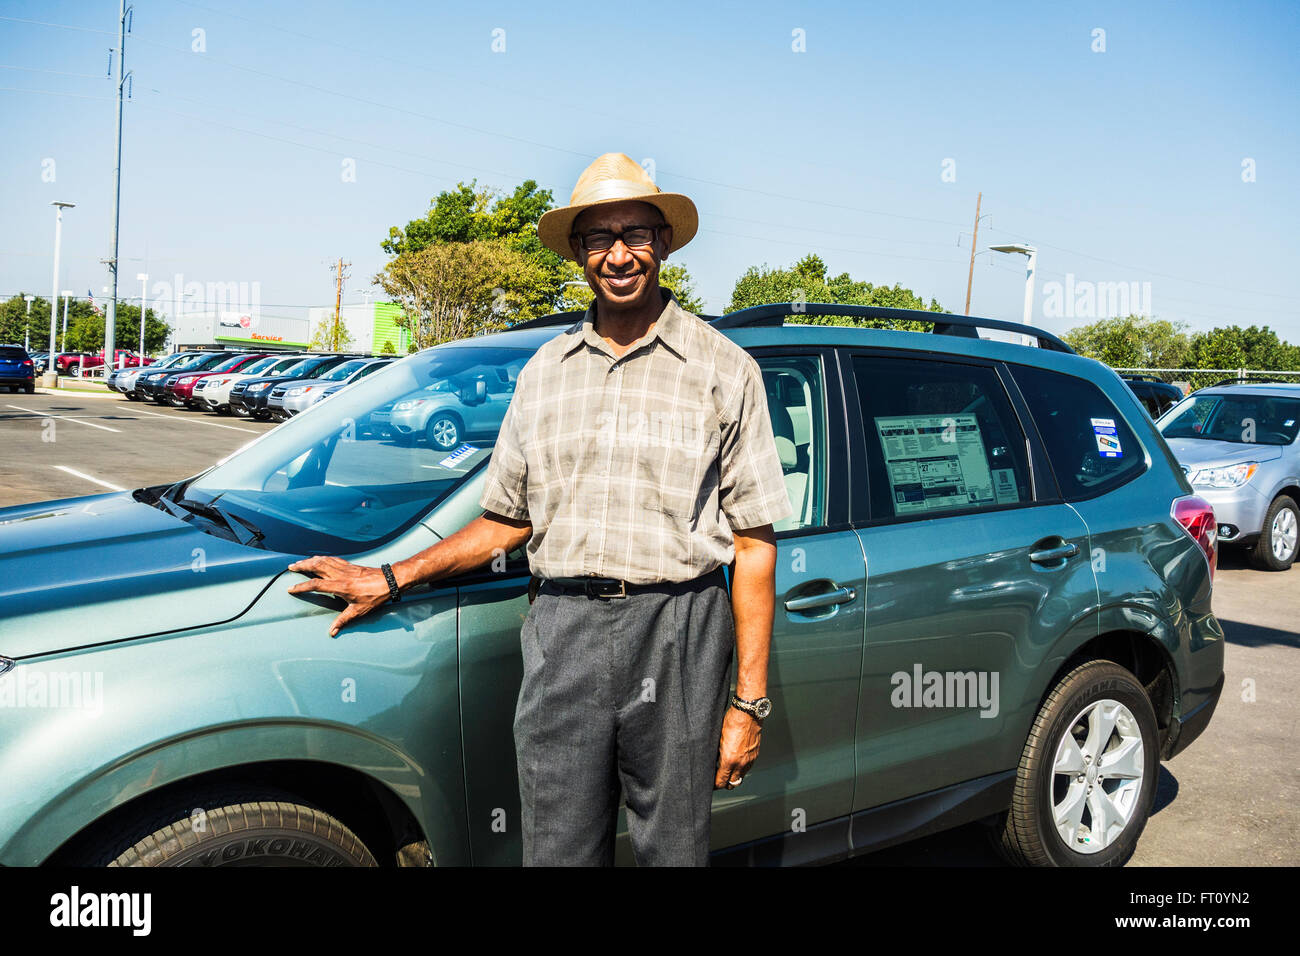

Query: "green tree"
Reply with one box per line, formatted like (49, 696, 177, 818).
(1186, 325, 1300, 371)
(726, 254, 944, 329)
(64, 302, 169, 354)
(381, 179, 567, 321)
(375, 238, 545, 349)
(0, 295, 167, 353)
(1062, 315, 1191, 368)
(308, 311, 355, 352)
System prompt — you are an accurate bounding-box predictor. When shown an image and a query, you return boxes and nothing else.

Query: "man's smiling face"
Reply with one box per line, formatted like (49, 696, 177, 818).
(570, 200, 672, 312)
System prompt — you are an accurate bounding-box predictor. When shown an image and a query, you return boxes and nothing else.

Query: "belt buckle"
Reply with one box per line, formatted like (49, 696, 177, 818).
(585, 577, 627, 599)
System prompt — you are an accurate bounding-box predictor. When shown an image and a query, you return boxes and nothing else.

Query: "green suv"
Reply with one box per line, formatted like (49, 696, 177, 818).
(0, 303, 1223, 867)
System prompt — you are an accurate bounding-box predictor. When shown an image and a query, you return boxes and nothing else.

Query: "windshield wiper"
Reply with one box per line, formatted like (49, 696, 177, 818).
(164, 492, 265, 548)
(177, 494, 265, 548)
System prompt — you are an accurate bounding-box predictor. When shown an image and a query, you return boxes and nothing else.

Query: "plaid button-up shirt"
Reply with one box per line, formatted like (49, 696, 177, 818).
(479, 289, 792, 584)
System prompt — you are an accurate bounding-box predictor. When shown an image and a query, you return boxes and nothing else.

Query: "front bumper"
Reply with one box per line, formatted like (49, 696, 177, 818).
(1194, 483, 1270, 543)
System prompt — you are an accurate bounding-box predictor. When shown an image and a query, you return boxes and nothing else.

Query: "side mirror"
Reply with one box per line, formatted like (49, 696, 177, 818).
(475, 379, 487, 403)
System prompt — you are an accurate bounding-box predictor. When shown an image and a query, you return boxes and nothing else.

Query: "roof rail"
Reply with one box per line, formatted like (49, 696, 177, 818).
(709, 303, 1075, 354)
(1200, 376, 1299, 390)
(506, 310, 588, 331)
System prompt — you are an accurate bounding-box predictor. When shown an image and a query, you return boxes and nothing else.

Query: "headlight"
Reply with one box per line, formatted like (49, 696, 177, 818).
(285, 386, 308, 397)
(249, 382, 270, 392)
(177, 376, 195, 385)
(1191, 462, 1258, 488)
(394, 399, 427, 411)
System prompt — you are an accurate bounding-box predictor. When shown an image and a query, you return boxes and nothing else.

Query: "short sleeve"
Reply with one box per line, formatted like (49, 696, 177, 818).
(717, 356, 794, 530)
(478, 388, 530, 520)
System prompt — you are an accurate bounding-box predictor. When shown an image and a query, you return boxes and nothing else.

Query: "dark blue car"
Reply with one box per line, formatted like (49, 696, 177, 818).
(0, 345, 35, 394)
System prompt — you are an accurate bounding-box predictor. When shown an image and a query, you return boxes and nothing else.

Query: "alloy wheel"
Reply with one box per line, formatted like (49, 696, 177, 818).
(1271, 506, 1297, 562)
(1051, 698, 1144, 854)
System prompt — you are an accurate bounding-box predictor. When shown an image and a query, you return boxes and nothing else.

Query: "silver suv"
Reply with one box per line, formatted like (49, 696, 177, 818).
(1158, 382, 1300, 569)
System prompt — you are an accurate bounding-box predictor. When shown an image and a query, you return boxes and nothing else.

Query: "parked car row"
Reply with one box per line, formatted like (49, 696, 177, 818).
(107, 348, 396, 422)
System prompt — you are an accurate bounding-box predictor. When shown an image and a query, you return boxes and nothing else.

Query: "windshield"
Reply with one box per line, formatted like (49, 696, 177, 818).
(239, 355, 281, 376)
(262, 356, 304, 376)
(186, 345, 534, 553)
(209, 354, 261, 373)
(279, 356, 336, 377)
(1159, 393, 1300, 446)
(319, 359, 368, 382)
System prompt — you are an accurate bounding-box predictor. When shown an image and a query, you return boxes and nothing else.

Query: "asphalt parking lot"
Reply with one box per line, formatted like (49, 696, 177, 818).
(1, 390, 1295, 866)
(0, 390, 274, 506)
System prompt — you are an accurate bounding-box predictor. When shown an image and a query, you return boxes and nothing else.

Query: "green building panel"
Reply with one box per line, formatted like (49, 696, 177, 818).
(371, 302, 409, 355)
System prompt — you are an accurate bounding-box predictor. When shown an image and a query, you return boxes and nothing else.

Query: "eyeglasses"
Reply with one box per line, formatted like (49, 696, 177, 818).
(572, 224, 662, 253)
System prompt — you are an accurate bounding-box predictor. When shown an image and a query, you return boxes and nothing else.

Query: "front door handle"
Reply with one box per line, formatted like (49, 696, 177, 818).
(784, 585, 857, 612)
(1028, 541, 1080, 565)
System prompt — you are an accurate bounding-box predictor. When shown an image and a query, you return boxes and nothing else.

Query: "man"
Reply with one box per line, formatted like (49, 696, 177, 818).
(287, 153, 792, 866)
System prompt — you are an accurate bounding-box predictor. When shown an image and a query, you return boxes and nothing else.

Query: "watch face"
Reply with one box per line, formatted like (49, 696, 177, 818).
(755, 698, 772, 720)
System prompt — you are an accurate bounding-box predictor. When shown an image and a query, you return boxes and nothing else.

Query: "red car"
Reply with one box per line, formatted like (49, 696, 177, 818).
(54, 350, 154, 375)
(162, 353, 272, 408)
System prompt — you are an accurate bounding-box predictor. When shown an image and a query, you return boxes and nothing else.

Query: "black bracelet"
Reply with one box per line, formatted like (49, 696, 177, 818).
(380, 563, 401, 603)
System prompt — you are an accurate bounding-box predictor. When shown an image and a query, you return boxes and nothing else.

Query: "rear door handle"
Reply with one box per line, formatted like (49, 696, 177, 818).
(1028, 542, 1080, 565)
(784, 586, 857, 612)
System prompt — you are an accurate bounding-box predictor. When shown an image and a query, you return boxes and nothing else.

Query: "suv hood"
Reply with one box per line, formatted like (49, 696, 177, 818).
(0, 491, 295, 659)
(1163, 437, 1283, 469)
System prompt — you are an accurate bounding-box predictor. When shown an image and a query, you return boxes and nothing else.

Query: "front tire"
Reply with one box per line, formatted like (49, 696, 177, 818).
(995, 661, 1159, 867)
(425, 413, 462, 451)
(106, 798, 378, 868)
(1252, 495, 1299, 571)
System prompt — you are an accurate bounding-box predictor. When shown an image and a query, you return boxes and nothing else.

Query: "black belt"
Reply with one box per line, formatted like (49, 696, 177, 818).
(530, 566, 726, 602)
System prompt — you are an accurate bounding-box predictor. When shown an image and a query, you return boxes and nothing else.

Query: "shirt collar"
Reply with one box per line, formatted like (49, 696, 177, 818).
(560, 287, 691, 363)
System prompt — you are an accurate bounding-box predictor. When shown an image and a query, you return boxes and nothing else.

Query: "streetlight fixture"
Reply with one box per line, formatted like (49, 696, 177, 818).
(989, 243, 1037, 346)
(45, 201, 75, 386)
(60, 291, 72, 351)
(23, 295, 35, 351)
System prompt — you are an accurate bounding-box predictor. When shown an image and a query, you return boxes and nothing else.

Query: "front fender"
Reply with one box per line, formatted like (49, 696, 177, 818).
(0, 571, 468, 866)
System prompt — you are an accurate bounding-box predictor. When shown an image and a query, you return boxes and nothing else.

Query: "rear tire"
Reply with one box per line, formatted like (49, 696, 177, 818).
(1251, 495, 1299, 571)
(995, 661, 1158, 867)
(102, 796, 378, 868)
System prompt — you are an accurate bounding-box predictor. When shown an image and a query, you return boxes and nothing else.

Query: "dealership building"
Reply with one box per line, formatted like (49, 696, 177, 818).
(169, 302, 410, 354)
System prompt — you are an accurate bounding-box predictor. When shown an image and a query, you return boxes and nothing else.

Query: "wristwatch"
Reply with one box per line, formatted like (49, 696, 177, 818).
(729, 693, 773, 723)
(380, 563, 401, 604)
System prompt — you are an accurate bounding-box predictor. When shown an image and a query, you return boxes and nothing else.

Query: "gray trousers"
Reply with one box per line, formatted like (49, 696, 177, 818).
(513, 568, 735, 866)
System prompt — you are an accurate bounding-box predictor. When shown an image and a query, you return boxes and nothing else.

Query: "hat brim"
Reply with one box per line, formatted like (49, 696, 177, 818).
(537, 193, 698, 262)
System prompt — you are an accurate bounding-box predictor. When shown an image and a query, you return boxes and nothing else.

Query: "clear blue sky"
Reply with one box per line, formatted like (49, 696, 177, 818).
(2, 0, 1297, 341)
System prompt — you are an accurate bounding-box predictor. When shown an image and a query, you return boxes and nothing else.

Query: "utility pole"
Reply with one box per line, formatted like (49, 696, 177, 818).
(103, 0, 132, 377)
(330, 258, 350, 351)
(963, 191, 982, 315)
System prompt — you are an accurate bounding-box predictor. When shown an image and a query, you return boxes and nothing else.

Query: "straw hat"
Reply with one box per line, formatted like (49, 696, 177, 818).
(537, 153, 698, 262)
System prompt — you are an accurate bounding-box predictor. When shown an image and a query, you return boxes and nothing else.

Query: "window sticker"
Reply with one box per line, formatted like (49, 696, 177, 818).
(1091, 417, 1122, 458)
(991, 468, 1019, 504)
(438, 443, 478, 468)
(874, 413, 1001, 515)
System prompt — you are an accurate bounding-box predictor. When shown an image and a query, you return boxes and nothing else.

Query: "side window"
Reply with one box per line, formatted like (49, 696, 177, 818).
(1010, 364, 1146, 499)
(755, 355, 827, 532)
(852, 355, 1032, 521)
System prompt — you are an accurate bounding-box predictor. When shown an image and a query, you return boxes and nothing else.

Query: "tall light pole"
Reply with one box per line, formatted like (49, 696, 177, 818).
(61, 291, 72, 350)
(136, 273, 149, 357)
(104, 0, 133, 378)
(989, 243, 1038, 346)
(23, 295, 35, 351)
(46, 201, 75, 387)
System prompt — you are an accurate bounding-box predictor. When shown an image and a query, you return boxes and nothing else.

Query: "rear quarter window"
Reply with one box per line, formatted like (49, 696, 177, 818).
(1010, 364, 1147, 500)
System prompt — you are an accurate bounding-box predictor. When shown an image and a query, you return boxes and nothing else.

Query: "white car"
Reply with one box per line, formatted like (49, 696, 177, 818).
(199, 354, 303, 415)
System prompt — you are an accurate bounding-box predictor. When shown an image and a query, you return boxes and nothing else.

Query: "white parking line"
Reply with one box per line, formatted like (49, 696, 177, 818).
(123, 406, 259, 434)
(4, 404, 121, 432)
(53, 465, 125, 491)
